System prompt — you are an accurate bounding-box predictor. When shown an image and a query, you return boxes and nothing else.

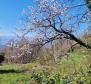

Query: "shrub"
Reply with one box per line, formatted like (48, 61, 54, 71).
(0, 52, 5, 64)
(30, 71, 91, 84)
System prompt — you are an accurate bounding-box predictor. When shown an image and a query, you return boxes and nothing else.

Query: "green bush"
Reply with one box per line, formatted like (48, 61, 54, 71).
(0, 52, 5, 64)
(30, 71, 91, 84)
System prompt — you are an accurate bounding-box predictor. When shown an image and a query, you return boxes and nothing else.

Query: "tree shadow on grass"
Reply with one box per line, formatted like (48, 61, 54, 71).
(0, 69, 24, 74)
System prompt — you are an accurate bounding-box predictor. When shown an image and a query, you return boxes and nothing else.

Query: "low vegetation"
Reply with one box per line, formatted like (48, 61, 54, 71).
(0, 52, 5, 64)
(0, 47, 91, 84)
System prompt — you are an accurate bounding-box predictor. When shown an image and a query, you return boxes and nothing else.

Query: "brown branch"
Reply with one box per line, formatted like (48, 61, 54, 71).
(47, 19, 91, 49)
(61, 29, 91, 49)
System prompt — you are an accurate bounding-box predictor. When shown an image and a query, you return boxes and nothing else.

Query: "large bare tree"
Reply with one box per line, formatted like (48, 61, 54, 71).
(22, 0, 91, 49)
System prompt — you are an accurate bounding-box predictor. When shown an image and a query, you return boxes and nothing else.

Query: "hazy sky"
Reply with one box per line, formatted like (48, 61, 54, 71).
(0, 0, 33, 36)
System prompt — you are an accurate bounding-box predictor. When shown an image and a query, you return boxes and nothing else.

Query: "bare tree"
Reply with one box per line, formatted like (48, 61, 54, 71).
(4, 37, 40, 63)
(21, 0, 91, 50)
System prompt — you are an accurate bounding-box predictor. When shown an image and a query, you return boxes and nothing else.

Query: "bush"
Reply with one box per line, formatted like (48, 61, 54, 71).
(0, 52, 5, 64)
(30, 71, 91, 84)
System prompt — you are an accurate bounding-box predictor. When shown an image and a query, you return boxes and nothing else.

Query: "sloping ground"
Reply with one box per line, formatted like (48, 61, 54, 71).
(0, 47, 91, 84)
(83, 33, 91, 44)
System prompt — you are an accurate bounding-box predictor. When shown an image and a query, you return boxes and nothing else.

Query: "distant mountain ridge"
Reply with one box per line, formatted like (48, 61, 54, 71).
(0, 36, 15, 48)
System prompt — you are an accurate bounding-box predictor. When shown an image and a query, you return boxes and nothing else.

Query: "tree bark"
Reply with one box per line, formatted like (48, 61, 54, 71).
(62, 29, 91, 49)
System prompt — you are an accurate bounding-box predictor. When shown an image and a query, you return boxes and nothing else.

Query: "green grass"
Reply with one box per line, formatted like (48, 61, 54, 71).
(0, 48, 91, 84)
(0, 73, 31, 84)
(58, 49, 90, 75)
(0, 63, 39, 84)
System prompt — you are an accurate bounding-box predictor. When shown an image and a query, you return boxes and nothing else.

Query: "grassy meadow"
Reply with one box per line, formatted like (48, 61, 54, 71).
(0, 48, 91, 84)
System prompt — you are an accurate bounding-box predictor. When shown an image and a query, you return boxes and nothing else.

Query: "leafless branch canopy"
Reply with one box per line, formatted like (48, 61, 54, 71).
(21, 0, 91, 49)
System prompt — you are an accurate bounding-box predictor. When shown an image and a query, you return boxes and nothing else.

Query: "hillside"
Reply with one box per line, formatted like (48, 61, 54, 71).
(0, 47, 91, 84)
(0, 36, 14, 48)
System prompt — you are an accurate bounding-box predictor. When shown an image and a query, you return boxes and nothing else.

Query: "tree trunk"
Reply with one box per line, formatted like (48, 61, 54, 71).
(62, 30, 91, 49)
